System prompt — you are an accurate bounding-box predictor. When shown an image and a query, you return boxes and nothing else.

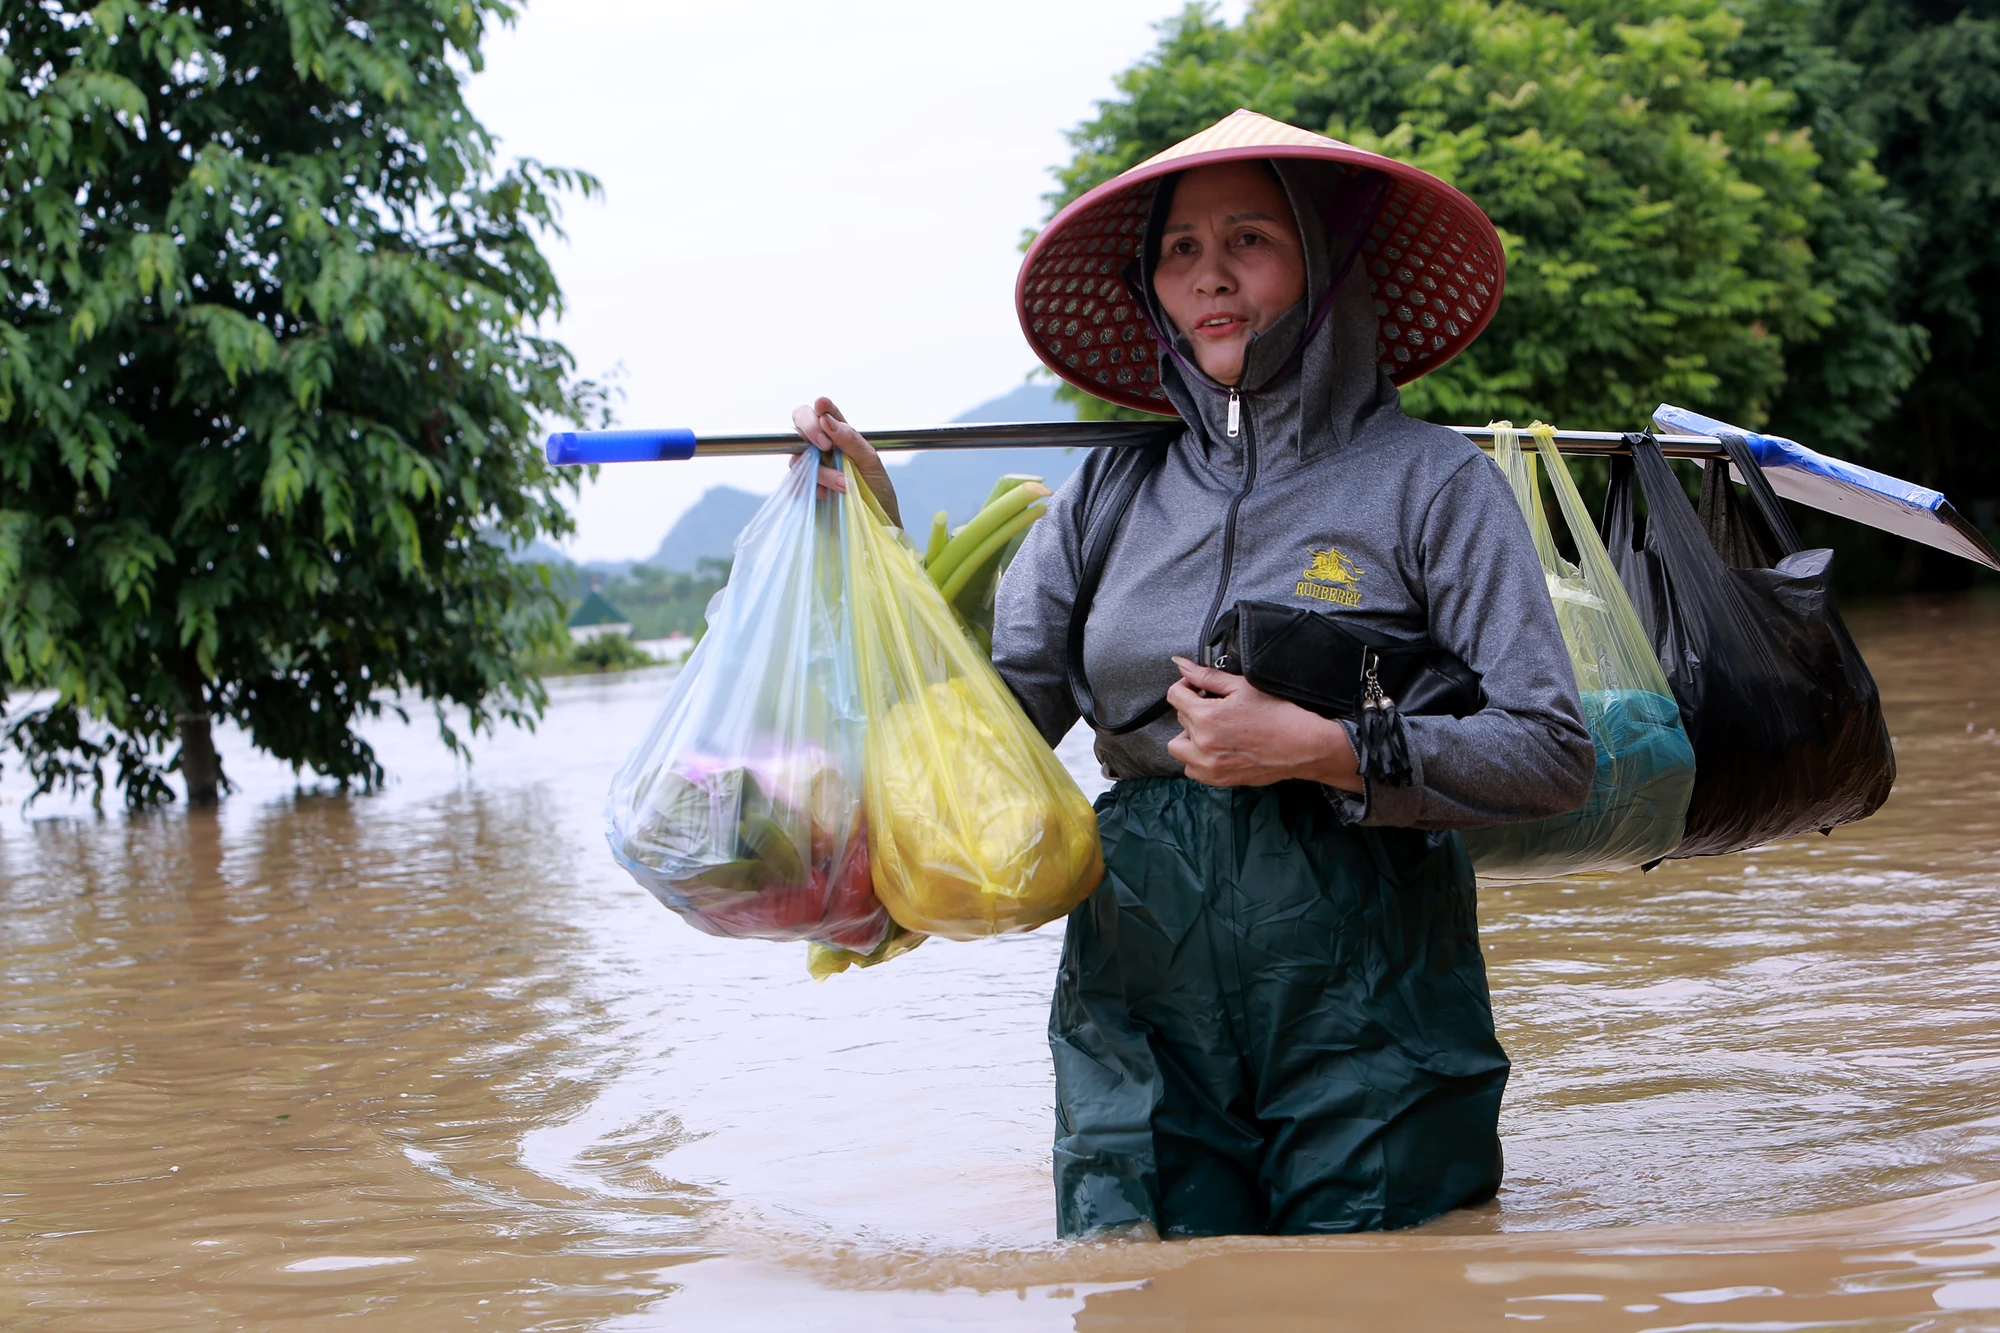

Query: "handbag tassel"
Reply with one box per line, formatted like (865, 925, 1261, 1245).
(1357, 653, 1415, 787)
(1357, 697, 1414, 787)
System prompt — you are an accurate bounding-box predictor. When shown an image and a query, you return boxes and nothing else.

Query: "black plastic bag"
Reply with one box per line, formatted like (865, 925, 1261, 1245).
(1601, 433, 1895, 857)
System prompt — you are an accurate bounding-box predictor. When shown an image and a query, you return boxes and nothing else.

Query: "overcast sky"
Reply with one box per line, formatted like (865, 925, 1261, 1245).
(466, 0, 1245, 562)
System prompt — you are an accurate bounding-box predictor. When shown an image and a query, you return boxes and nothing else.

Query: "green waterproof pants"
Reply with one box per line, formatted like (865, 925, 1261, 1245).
(1050, 777, 1509, 1238)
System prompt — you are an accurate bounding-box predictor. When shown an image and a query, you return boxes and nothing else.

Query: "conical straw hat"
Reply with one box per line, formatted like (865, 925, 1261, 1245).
(1017, 109, 1505, 415)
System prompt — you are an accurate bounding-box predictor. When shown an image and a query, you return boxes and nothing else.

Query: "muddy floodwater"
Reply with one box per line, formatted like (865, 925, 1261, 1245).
(4, 594, 1999, 1331)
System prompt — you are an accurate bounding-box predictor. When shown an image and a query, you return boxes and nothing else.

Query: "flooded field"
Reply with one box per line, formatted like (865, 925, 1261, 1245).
(3, 594, 1998, 1331)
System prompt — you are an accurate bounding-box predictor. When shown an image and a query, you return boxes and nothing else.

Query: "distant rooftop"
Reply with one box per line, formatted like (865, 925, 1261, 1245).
(567, 590, 628, 629)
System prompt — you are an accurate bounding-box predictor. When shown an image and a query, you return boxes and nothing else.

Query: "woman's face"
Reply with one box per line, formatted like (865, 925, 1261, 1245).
(1153, 162, 1307, 387)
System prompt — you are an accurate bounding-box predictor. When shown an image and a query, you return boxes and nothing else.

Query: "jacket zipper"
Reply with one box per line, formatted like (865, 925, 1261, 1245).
(1198, 389, 1256, 651)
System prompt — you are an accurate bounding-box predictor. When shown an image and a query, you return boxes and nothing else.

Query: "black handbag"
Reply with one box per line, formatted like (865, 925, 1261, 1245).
(1203, 600, 1484, 785)
(1063, 444, 1482, 787)
(1203, 600, 1483, 717)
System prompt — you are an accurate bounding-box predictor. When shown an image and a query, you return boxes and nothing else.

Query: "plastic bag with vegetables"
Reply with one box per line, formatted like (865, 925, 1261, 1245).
(805, 472, 1059, 977)
(840, 459, 1104, 941)
(1461, 422, 1697, 880)
(606, 452, 891, 950)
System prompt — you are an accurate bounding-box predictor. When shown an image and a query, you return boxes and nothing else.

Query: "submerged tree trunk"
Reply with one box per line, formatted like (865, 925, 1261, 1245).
(177, 667, 221, 807)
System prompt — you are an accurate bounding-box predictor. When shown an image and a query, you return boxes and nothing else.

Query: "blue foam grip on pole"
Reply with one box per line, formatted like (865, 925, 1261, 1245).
(544, 428, 699, 465)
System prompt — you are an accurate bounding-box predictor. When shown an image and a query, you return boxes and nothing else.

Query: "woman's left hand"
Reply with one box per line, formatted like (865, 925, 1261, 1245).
(1166, 657, 1363, 792)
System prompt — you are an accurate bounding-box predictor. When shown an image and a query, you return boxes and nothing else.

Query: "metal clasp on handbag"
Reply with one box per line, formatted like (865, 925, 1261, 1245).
(1360, 649, 1393, 714)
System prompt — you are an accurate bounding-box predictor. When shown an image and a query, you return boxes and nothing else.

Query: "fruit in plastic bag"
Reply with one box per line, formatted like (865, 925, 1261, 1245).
(675, 780, 881, 949)
(804, 471, 1056, 976)
(867, 677, 1101, 937)
(840, 459, 1103, 940)
(1463, 423, 1696, 879)
(605, 453, 893, 950)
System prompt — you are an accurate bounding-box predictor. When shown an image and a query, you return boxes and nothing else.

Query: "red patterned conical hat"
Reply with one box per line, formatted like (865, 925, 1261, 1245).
(1017, 109, 1505, 415)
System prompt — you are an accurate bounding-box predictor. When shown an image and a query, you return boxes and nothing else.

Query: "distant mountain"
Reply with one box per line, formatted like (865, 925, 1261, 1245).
(948, 381, 1069, 423)
(644, 484, 767, 572)
(501, 538, 639, 603)
(884, 381, 1085, 534)
(509, 537, 569, 565)
(640, 383, 1087, 566)
(517, 383, 1090, 573)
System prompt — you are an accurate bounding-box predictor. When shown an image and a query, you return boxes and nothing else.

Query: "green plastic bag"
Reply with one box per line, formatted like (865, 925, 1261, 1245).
(1463, 423, 1697, 880)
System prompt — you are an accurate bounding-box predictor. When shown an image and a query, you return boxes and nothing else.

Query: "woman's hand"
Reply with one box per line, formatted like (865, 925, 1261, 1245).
(792, 396, 901, 529)
(1166, 657, 1363, 792)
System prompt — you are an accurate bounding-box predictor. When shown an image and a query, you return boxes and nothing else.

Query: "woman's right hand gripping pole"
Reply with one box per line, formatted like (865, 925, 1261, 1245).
(792, 396, 901, 530)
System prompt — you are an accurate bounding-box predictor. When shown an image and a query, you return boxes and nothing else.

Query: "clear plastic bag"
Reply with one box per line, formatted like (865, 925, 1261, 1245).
(1463, 423, 1697, 879)
(606, 453, 892, 950)
(840, 459, 1104, 940)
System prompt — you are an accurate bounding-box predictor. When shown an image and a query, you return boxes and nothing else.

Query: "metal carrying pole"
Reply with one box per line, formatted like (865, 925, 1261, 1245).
(544, 420, 1734, 465)
(539, 413, 2000, 572)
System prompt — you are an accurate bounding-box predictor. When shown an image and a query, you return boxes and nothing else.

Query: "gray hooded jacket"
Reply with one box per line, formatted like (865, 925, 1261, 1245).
(991, 161, 1593, 829)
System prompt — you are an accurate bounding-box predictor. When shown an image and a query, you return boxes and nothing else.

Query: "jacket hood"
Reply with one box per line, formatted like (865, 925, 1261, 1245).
(1135, 159, 1398, 461)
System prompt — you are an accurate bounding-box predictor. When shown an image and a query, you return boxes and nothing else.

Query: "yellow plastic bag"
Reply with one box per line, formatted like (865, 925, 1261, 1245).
(1462, 423, 1697, 880)
(840, 459, 1103, 939)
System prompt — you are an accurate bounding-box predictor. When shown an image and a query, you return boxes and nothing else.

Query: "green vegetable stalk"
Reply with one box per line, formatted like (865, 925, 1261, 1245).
(938, 500, 1048, 605)
(927, 477, 1052, 657)
(924, 479, 1052, 591)
(982, 473, 1042, 507)
(924, 511, 950, 567)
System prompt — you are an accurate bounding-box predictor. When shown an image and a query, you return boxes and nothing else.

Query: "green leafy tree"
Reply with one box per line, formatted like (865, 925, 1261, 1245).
(1814, 0, 1999, 583)
(564, 631, 653, 674)
(1051, 0, 1924, 460)
(0, 0, 605, 808)
(586, 556, 732, 640)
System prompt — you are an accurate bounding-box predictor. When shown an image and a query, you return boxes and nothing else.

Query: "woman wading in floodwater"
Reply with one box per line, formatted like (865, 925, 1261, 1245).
(798, 111, 1593, 1238)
